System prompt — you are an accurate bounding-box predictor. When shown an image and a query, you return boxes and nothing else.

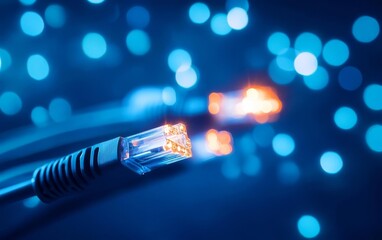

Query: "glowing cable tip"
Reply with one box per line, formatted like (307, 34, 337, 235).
(121, 123, 192, 174)
(208, 86, 282, 124)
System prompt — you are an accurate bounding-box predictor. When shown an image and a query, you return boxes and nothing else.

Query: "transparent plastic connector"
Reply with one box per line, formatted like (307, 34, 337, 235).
(120, 123, 192, 175)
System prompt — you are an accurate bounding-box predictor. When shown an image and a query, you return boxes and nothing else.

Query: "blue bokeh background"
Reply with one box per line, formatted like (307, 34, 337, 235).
(0, 0, 381, 239)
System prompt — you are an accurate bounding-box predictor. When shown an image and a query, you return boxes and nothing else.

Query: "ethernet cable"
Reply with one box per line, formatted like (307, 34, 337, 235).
(0, 86, 282, 166)
(0, 123, 192, 204)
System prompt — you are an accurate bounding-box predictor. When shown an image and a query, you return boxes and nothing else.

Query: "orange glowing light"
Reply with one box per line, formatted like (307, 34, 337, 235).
(162, 123, 192, 158)
(209, 92, 222, 101)
(208, 102, 220, 114)
(205, 129, 233, 156)
(208, 86, 282, 123)
(208, 92, 223, 115)
(220, 144, 232, 155)
(219, 131, 232, 144)
(254, 114, 269, 124)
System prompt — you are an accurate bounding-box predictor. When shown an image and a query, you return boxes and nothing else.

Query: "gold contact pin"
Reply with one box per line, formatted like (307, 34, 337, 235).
(162, 123, 192, 157)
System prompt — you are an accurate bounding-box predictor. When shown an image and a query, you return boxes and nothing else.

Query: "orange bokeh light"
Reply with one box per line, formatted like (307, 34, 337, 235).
(205, 129, 233, 156)
(208, 102, 220, 115)
(208, 86, 282, 123)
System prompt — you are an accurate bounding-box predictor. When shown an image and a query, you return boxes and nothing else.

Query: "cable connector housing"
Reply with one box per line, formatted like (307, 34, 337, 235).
(121, 123, 192, 174)
(28, 123, 192, 203)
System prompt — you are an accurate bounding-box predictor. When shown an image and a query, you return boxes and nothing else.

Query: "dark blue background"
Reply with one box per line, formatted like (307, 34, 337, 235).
(0, 0, 381, 239)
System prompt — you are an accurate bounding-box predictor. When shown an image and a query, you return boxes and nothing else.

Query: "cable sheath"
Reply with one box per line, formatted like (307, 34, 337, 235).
(0, 180, 34, 204)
